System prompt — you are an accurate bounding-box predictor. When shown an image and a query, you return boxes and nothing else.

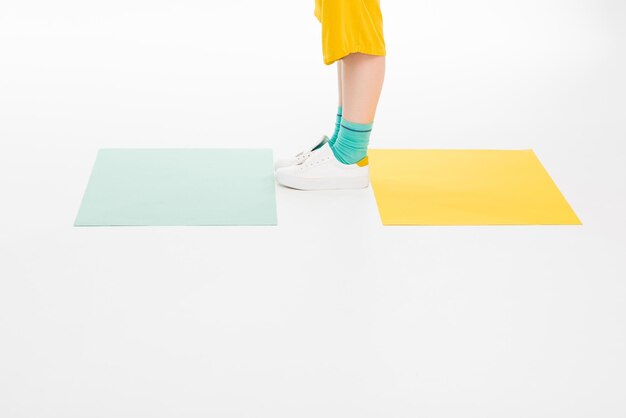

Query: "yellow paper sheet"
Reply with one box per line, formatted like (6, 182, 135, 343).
(368, 149, 582, 226)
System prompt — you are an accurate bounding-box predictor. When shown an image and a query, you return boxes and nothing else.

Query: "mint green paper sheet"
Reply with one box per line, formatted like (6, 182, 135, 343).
(74, 148, 277, 226)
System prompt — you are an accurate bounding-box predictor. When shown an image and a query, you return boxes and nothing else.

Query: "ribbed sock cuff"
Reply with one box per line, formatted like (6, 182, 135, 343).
(340, 118, 373, 133)
(332, 118, 373, 165)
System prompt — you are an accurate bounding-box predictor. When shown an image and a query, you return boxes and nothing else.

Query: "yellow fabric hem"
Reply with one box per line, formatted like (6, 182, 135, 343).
(324, 47, 387, 66)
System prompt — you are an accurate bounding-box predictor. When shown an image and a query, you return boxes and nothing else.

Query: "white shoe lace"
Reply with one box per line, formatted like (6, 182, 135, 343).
(292, 135, 328, 164)
(300, 153, 331, 170)
(294, 151, 313, 164)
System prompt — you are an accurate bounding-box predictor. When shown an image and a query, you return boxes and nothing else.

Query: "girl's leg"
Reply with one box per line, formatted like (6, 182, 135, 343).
(341, 52, 385, 123)
(337, 59, 343, 107)
(330, 52, 385, 164)
(328, 60, 344, 148)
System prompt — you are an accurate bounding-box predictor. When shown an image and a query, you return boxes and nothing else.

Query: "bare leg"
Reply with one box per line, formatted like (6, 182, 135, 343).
(337, 60, 343, 107)
(341, 52, 385, 124)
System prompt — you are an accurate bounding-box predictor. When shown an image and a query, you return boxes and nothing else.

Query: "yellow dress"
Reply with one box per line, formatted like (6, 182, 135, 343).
(314, 0, 386, 65)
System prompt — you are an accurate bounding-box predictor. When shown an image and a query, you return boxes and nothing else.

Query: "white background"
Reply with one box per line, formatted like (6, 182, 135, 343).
(1, 0, 625, 416)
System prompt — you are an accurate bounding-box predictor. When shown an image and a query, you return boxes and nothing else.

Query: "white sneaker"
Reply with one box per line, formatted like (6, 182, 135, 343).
(275, 142, 370, 190)
(274, 135, 329, 171)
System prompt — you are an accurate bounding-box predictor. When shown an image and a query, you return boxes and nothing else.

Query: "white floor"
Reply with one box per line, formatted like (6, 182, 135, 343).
(1, 1, 625, 417)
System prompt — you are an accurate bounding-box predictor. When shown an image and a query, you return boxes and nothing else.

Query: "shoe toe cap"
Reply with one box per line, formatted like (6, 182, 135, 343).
(274, 165, 295, 186)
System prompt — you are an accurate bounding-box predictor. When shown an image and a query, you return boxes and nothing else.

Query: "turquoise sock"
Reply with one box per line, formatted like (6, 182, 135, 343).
(331, 118, 373, 165)
(327, 106, 343, 148)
